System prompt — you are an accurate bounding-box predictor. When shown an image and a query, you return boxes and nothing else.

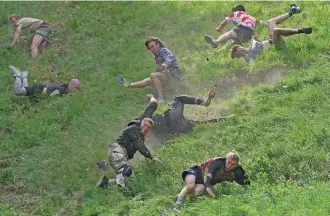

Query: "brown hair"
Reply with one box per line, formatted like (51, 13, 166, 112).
(229, 45, 244, 58)
(8, 14, 21, 20)
(145, 36, 165, 49)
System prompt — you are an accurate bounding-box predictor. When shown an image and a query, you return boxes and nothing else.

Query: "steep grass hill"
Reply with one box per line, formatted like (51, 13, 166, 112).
(1, 1, 330, 215)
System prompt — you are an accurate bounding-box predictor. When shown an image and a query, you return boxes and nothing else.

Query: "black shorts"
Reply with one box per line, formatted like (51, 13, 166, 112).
(181, 166, 204, 184)
(233, 25, 254, 44)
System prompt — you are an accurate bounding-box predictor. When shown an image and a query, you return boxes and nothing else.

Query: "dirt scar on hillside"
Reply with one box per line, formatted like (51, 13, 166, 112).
(132, 67, 290, 162)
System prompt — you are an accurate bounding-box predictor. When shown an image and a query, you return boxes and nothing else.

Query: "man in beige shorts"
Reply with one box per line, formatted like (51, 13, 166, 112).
(9, 14, 52, 57)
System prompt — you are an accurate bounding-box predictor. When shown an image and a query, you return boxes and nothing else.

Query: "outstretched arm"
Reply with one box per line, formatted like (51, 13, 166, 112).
(10, 24, 22, 47)
(138, 94, 158, 119)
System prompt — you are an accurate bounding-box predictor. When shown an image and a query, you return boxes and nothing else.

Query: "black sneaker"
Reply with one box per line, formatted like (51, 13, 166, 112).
(96, 175, 109, 188)
(96, 160, 108, 170)
(289, 4, 301, 15)
(302, 27, 312, 34)
(205, 35, 218, 48)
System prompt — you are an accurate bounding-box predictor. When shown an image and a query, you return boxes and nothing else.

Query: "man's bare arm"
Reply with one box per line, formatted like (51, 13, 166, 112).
(10, 25, 22, 46)
(216, 20, 227, 32)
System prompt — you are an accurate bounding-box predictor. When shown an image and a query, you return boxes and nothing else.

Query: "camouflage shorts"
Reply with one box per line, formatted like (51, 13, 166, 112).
(35, 24, 53, 43)
(108, 143, 130, 173)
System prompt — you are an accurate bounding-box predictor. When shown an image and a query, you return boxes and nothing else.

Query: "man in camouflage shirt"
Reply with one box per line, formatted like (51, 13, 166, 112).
(117, 36, 182, 104)
(229, 4, 312, 64)
(173, 151, 250, 212)
(96, 96, 161, 192)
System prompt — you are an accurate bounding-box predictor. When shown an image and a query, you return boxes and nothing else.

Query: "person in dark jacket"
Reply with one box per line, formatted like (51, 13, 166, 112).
(173, 151, 250, 212)
(96, 104, 161, 191)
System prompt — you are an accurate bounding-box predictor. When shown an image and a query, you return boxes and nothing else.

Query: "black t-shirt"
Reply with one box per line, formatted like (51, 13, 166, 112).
(25, 83, 69, 96)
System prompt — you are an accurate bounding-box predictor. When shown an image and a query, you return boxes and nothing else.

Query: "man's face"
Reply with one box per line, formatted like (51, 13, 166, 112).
(141, 119, 152, 135)
(10, 17, 18, 25)
(147, 41, 160, 55)
(234, 47, 248, 58)
(225, 156, 239, 171)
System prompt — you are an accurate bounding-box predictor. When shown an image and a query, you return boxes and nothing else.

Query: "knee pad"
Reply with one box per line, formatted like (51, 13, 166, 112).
(118, 164, 133, 177)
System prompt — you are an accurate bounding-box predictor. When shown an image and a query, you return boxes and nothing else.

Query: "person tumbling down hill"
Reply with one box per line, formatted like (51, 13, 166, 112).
(117, 36, 182, 104)
(96, 103, 162, 193)
(9, 15, 52, 58)
(205, 4, 264, 49)
(173, 151, 250, 212)
(9, 65, 80, 98)
(229, 4, 312, 64)
(97, 90, 236, 169)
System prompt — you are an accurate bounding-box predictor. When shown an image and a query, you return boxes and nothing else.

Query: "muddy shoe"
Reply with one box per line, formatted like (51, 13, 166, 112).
(117, 75, 130, 87)
(205, 35, 218, 48)
(96, 175, 109, 188)
(203, 89, 216, 107)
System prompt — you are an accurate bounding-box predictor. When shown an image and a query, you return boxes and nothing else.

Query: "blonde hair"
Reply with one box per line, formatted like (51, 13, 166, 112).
(142, 117, 154, 126)
(226, 151, 240, 162)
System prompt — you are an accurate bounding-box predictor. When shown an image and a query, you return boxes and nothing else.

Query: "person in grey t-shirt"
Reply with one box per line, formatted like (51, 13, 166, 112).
(229, 4, 312, 64)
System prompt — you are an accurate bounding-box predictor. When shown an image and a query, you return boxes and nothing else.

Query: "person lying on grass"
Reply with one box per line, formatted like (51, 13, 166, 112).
(173, 151, 250, 212)
(229, 3, 312, 64)
(9, 65, 80, 98)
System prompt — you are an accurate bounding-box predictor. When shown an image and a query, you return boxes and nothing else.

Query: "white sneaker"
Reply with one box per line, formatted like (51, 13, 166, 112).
(9, 65, 21, 77)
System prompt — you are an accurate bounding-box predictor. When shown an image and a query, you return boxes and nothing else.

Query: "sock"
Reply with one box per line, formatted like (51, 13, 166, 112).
(297, 28, 304, 33)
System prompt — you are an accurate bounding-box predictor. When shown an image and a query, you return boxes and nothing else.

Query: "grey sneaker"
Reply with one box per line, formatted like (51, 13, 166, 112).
(9, 65, 21, 77)
(289, 4, 301, 15)
(21, 71, 29, 78)
(205, 35, 218, 48)
(96, 160, 108, 170)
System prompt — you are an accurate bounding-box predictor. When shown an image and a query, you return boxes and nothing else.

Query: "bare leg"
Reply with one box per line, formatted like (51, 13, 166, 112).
(150, 72, 166, 100)
(267, 13, 291, 36)
(30, 34, 44, 58)
(215, 30, 237, 44)
(130, 77, 153, 88)
(38, 40, 48, 54)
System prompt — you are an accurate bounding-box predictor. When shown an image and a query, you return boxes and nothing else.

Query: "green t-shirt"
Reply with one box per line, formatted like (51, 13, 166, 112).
(17, 17, 43, 34)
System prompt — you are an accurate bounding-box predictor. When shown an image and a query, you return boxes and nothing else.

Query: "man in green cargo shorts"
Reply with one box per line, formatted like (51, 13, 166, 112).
(9, 14, 53, 57)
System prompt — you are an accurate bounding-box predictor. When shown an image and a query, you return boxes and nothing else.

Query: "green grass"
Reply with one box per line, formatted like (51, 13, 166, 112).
(1, 1, 330, 215)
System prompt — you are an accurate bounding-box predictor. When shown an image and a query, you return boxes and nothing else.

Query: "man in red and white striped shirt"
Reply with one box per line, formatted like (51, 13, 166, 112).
(205, 5, 263, 48)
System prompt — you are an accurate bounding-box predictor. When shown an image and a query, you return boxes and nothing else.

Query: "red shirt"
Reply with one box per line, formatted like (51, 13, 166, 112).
(225, 11, 258, 30)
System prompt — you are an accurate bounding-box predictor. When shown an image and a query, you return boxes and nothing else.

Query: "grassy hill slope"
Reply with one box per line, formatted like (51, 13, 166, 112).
(1, 1, 330, 215)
